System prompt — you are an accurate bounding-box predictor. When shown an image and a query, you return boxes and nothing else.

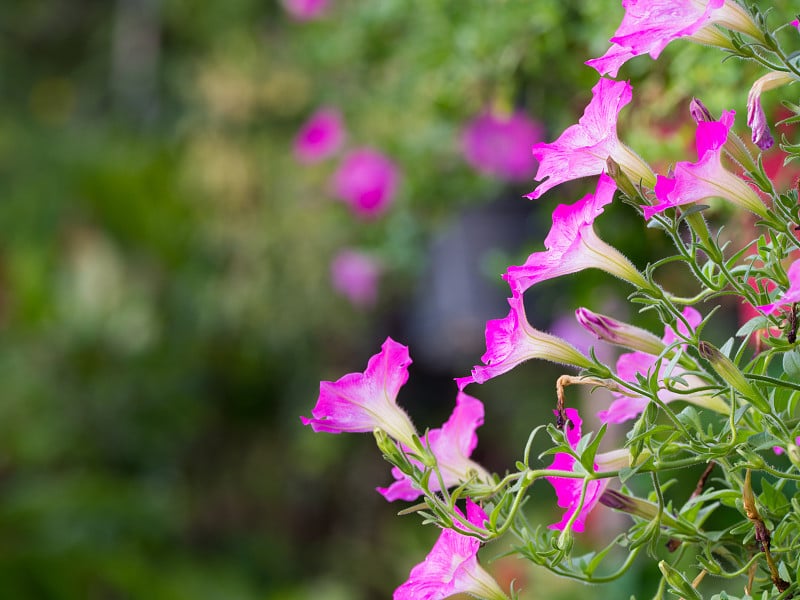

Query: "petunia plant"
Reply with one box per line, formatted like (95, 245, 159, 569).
(304, 2, 800, 599)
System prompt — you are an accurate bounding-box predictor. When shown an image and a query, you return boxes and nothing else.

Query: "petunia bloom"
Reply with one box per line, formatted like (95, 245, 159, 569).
(282, 0, 329, 20)
(792, 19, 799, 30)
(301, 337, 418, 448)
(758, 259, 800, 315)
(527, 78, 654, 199)
(506, 173, 649, 294)
(332, 148, 400, 219)
(294, 107, 345, 163)
(461, 109, 544, 182)
(456, 290, 593, 390)
(545, 408, 616, 532)
(646, 110, 768, 219)
(587, 0, 762, 77)
(378, 392, 491, 501)
(746, 72, 796, 151)
(394, 499, 509, 600)
(330, 249, 381, 308)
(598, 307, 728, 423)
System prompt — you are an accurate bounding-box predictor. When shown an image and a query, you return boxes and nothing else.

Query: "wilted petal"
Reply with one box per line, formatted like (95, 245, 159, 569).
(747, 72, 796, 151)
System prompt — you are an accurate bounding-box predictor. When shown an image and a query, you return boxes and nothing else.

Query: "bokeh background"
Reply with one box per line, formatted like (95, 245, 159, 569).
(1, 0, 798, 598)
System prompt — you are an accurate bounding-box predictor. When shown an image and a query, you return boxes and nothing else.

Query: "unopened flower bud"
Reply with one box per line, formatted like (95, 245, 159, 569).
(659, 560, 703, 600)
(698, 341, 769, 412)
(576, 308, 665, 355)
(788, 443, 800, 470)
(689, 98, 714, 123)
(605, 157, 639, 200)
(599, 489, 659, 520)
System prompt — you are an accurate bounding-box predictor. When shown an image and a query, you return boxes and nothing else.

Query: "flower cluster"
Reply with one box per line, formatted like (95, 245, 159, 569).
(304, 2, 800, 598)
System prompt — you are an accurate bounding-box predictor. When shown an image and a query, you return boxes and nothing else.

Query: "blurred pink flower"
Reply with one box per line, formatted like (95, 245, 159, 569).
(505, 173, 647, 294)
(394, 499, 508, 600)
(758, 259, 800, 315)
(330, 249, 381, 308)
(332, 148, 400, 218)
(461, 109, 544, 182)
(587, 0, 726, 77)
(282, 0, 329, 20)
(294, 108, 345, 163)
(301, 337, 417, 448)
(647, 110, 767, 219)
(456, 290, 592, 390)
(527, 78, 653, 199)
(545, 408, 610, 532)
(378, 392, 490, 501)
(792, 19, 799, 29)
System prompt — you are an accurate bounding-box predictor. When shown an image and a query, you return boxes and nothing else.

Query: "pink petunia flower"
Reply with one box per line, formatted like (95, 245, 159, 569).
(282, 0, 329, 20)
(527, 78, 653, 199)
(394, 499, 509, 600)
(461, 109, 544, 182)
(746, 72, 796, 151)
(378, 392, 491, 501)
(301, 337, 418, 448)
(330, 249, 381, 308)
(792, 19, 799, 30)
(545, 408, 613, 532)
(758, 259, 800, 315)
(294, 108, 345, 163)
(587, 0, 761, 77)
(506, 173, 648, 294)
(598, 307, 728, 423)
(646, 110, 768, 219)
(332, 148, 400, 219)
(456, 290, 593, 390)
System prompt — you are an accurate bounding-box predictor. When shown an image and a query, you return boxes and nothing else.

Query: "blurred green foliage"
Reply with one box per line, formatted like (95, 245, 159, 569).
(0, 0, 796, 598)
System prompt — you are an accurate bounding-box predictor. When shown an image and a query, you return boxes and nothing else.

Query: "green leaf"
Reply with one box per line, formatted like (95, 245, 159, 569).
(783, 349, 800, 380)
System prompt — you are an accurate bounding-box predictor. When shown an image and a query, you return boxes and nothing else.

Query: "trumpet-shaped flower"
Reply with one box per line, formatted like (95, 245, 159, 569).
(462, 109, 543, 182)
(301, 337, 417, 448)
(546, 408, 613, 532)
(378, 392, 491, 501)
(294, 107, 345, 163)
(332, 148, 400, 218)
(527, 78, 654, 199)
(507, 173, 648, 294)
(330, 249, 381, 308)
(587, 0, 761, 77)
(598, 307, 727, 422)
(747, 72, 796, 151)
(758, 259, 800, 315)
(394, 499, 509, 600)
(646, 110, 768, 219)
(456, 291, 593, 390)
